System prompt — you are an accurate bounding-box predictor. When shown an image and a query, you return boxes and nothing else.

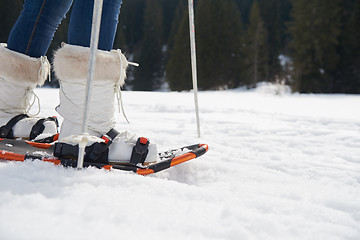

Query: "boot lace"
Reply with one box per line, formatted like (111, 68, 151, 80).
(115, 49, 139, 124)
(25, 56, 51, 117)
(39, 56, 51, 83)
(118, 131, 137, 143)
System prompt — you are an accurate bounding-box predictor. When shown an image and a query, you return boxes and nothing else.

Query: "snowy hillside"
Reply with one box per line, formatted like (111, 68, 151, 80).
(0, 86, 359, 240)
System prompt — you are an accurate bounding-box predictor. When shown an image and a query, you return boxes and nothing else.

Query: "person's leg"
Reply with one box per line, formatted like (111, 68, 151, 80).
(0, 43, 59, 141)
(7, 0, 73, 58)
(53, 44, 158, 164)
(68, 0, 122, 51)
(54, 0, 157, 163)
(0, 0, 73, 140)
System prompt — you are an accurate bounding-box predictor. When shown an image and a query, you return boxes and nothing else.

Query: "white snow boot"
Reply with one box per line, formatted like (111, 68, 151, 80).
(0, 43, 58, 141)
(53, 43, 158, 165)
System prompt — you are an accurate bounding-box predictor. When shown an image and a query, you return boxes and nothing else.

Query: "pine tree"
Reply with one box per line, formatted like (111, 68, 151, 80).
(160, 0, 180, 44)
(165, 9, 192, 91)
(166, 0, 243, 90)
(113, 21, 127, 51)
(243, 0, 268, 87)
(289, 0, 342, 93)
(195, 0, 243, 89)
(133, 0, 163, 90)
(167, 1, 187, 54)
(0, 0, 23, 43)
(335, 0, 360, 93)
(258, 0, 291, 81)
(219, 0, 245, 88)
(233, 0, 255, 24)
(119, 0, 146, 53)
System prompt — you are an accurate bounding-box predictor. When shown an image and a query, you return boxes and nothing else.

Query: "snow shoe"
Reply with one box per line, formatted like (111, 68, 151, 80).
(53, 43, 158, 164)
(0, 43, 59, 142)
(53, 129, 158, 166)
(0, 137, 208, 176)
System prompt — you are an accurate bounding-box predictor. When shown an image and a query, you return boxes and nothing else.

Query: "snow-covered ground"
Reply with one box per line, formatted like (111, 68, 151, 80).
(0, 85, 359, 240)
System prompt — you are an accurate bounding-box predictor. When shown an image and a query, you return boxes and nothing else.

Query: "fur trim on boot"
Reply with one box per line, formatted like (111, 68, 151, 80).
(53, 43, 128, 86)
(0, 43, 57, 140)
(0, 43, 49, 86)
(53, 43, 130, 137)
(53, 43, 158, 164)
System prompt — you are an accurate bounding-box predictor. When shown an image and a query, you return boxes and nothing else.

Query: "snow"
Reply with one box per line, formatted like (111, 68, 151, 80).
(1, 86, 359, 240)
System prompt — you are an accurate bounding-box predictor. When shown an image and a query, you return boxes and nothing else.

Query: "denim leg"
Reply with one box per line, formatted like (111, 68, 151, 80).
(7, 0, 73, 58)
(68, 0, 122, 51)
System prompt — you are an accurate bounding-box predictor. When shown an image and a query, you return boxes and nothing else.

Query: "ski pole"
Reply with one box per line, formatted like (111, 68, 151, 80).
(77, 0, 104, 169)
(188, 0, 201, 138)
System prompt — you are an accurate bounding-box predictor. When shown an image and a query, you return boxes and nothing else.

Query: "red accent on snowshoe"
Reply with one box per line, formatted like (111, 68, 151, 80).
(170, 152, 196, 167)
(26, 141, 52, 149)
(136, 168, 155, 175)
(0, 138, 209, 176)
(199, 144, 209, 152)
(43, 158, 61, 165)
(0, 151, 25, 161)
(102, 165, 112, 170)
(101, 136, 110, 144)
(139, 137, 148, 145)
(53, 133, 59, 141)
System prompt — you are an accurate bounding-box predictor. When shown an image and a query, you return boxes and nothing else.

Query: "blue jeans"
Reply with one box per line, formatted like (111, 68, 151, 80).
(7, 0, 122, 58)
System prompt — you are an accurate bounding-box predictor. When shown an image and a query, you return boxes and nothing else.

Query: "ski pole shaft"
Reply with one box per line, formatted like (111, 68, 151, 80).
(78, 0, 104, 169)
(188, 0, 201, 138)
(77, 141, 86, 170)
(82, 0, 103, 134)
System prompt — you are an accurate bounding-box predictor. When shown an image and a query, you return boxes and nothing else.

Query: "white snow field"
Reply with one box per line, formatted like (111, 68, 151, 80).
(0, 85, 359, 240)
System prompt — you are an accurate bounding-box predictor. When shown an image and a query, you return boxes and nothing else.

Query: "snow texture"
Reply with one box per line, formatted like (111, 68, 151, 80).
(0, 86, 359, 240)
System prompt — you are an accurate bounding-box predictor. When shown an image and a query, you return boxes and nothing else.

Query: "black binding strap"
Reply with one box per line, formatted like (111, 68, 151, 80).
(130, 137, 150, 165)
(0, 114, 29, 139)
(86, 128, 120, 163)
(29, 116, 59, 140)
(54, 129, 150, 165)
(53, 142, 79, 160)
(54, 129, 120, 164)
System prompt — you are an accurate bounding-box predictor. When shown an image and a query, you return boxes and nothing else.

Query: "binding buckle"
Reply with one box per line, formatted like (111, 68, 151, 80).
(54, 129, 120, 164)
(30, 116, 59, 140)
(130, 137, 149, 165)
(0, 114, 29, 139)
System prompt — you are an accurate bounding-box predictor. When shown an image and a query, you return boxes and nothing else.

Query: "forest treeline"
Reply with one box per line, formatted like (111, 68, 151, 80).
(0, 0, 359, 93)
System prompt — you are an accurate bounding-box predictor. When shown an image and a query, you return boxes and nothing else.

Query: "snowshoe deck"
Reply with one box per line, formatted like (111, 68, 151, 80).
(0, 138, 208, 175)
